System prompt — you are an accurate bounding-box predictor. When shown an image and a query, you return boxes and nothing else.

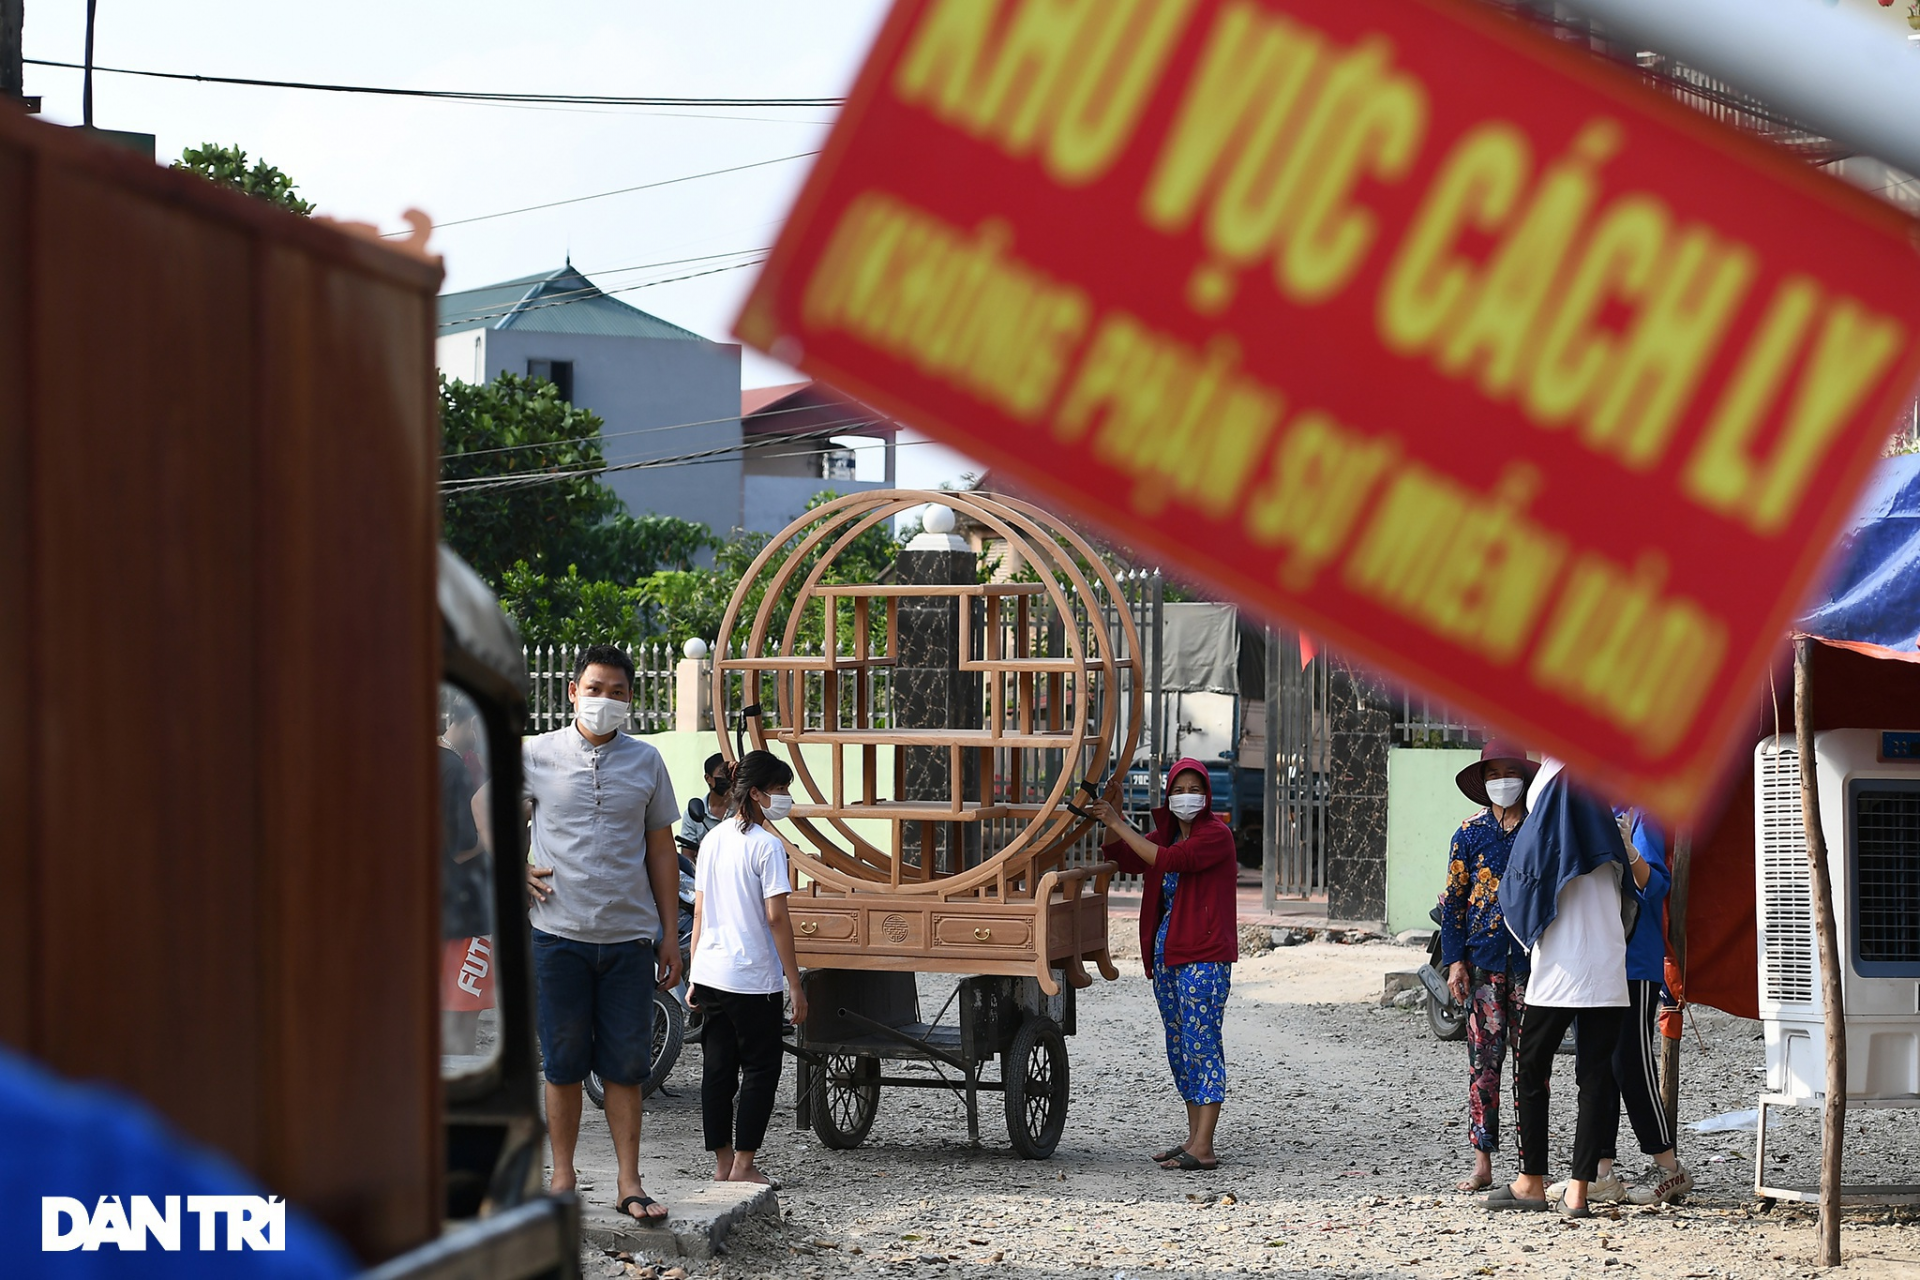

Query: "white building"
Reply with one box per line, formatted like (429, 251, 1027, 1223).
(438, 266, 900, 539)
(739, 381, 897, 534)
(437, 265, 744, 534)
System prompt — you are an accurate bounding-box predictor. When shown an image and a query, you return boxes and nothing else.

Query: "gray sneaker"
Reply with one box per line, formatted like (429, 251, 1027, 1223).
(1547, 1175, 1625, 1204)
(1628, 1163, 1693, 1205)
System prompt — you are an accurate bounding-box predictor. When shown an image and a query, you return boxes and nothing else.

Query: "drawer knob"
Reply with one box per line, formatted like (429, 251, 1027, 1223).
(799, 921, 818, 936)
(973, 927, 992, 941)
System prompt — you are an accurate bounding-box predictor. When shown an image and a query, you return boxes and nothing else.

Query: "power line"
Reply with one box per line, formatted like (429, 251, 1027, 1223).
(441, 399, 893, 463)
(543, 246, 772, 282)
(443, 425, 922, 495)
(442, 422, 855, 492)
(405, 152, 817, 236)
(23, 57, 845, 107)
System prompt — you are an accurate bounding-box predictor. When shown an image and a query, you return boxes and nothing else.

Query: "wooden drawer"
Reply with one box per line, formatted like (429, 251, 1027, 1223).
(791, 908, 859, 944)
(931, 914, 1032, 950)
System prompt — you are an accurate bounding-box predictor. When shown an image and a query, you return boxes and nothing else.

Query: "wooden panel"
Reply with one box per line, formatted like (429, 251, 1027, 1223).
(256, 245, 439, 1258)
(0, 111, 444, 1264)
(31, 163, 265, 1166)
(789, 908, 859, 944)
(0, 140, 31, 1048)
(867, 906, 927, 949)
(931, 914, 1033, 950)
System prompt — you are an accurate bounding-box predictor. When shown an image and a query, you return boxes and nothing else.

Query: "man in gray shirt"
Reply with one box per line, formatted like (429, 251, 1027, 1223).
(524, 644, 682, 1224)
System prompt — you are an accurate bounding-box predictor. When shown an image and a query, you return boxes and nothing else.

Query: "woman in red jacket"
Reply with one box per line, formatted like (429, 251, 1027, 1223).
(1087, 758, 1239, 1171)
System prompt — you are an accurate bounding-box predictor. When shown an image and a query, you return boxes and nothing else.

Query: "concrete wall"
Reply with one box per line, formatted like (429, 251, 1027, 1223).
(438, 330, 744, 538)
(1384, 747, 1483, 934)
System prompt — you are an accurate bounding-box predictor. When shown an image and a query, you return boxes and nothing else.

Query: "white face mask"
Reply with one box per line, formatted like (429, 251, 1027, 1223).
(574, 695, 627, 736)
(1168, 793, 1208, 820)
(1485, 776, 1526, 809)
(761, 793, 793, 822)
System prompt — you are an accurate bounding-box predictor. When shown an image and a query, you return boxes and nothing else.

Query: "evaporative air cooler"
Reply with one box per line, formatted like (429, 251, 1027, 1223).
(1750, 730, 1920, 1204)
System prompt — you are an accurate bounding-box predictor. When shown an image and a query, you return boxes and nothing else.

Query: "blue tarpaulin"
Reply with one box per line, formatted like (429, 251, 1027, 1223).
(1796, 455, 1920, 651)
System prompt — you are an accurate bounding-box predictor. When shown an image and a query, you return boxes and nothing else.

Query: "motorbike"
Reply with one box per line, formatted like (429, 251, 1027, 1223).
(1417, 903, 1469, 1041)
(585, 864, 696, 1107)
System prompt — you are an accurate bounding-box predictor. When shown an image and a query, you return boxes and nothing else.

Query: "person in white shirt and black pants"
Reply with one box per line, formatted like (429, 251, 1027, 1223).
(1486, 761, 1629, 1219)
(689, 750, 809, 1186)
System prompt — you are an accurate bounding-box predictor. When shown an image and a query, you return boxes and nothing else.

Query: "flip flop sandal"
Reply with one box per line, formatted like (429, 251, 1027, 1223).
(1484, 1186, 1549, 1212)
(1456, 1175, 1493, 1193)
(616, 1195, 670, 1226)
(1150, 1146, 1188, 1163)
(1159, 1151, 1220, 1172)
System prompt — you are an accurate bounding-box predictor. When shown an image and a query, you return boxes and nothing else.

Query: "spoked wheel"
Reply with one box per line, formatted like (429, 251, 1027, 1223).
(584, 989, 685, 1109)
(810, 1053, 880, 1149)
(1425, 991, 1468, 1042)
(1004, 1015, 1069, 1159)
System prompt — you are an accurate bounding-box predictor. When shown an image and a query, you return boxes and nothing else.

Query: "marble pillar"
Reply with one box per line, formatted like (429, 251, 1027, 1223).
(1325, 658, 1391, 923)
(890, 532, 981, 871)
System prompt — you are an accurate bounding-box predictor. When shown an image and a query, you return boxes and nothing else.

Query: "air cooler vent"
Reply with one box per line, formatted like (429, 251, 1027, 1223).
(1854, 786, 1920, 969)
(1759, 746, 1815, 1004)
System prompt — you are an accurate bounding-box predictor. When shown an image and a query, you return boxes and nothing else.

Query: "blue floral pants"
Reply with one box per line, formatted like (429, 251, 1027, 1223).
(1152, 904, 1230, 1105)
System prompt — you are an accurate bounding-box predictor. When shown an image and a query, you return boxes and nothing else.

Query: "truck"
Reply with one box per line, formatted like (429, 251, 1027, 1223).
(1113, 602, 1274, 867)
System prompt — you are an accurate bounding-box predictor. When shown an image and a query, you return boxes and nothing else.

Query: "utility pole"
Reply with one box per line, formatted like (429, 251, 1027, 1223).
(82, 0, 95, 126)
(2, 0, 23, 103)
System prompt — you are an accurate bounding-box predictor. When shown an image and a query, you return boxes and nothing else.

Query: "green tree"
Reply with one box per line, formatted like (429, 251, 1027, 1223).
(569, 511, 719, 584)
(496, 564, 646, 653)
(440, 372, 621, 583)
(172, 144, 315, 215)
(635, 492, 903, 652)
(440, 372, 720, 588)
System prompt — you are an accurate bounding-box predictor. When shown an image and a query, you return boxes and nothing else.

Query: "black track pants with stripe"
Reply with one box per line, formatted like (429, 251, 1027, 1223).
(1598, 978, 1676, 1160)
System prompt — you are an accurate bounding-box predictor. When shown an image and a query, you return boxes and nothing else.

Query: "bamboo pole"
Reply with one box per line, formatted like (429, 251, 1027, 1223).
(1794, 637, 1847, 1268)
(1660, 829, 1692, 1135)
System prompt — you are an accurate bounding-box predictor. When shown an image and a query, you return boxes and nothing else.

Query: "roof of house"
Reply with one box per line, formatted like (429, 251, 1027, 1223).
(740, 379, 896, 439)
(438, 264, 708, 341)
(741, 381, 812, 417)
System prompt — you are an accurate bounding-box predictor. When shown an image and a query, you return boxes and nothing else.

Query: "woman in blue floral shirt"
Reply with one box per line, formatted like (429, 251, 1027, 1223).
(1439, 740, 1537, 1193)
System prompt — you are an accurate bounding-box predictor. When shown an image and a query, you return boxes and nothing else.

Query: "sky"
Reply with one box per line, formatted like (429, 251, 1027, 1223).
(19, 0, 983, 492)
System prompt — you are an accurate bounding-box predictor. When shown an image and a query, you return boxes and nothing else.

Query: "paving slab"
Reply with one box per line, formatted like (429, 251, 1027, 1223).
(576, 1174, 777, 1260)
(546, 1063, 790, 1263)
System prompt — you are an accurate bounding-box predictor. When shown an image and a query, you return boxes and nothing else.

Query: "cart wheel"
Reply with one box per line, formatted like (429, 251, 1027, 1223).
(810, 1054, 880, 1149)
(1004, 1015, 1069, 1159)
(1425, 991, 1468, 1042)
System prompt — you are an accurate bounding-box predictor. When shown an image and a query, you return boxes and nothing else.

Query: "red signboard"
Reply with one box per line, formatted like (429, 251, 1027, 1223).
(736, 0, 1920, 823)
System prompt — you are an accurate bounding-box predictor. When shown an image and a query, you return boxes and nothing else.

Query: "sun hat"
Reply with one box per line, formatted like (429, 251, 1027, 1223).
(1455, 739, 1539, 807)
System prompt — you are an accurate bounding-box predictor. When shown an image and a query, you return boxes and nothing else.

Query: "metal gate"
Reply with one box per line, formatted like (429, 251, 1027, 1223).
(1263, 630, 1330, 905)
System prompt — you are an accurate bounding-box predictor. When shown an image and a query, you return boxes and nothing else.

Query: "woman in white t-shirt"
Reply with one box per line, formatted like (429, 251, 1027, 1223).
(689, 750, 808, 1187)
(1486, 760, 1629, 1220)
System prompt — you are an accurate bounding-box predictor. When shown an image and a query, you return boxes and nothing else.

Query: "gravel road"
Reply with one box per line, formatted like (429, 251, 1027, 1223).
(592, 933, 1919, 1279)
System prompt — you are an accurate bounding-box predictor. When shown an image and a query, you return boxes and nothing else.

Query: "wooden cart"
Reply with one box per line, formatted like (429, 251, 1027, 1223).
(710, 490, 1144, 1156)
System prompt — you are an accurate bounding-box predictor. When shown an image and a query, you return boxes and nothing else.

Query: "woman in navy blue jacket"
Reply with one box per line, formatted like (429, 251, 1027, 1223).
(1589, 809, 1693, 1207)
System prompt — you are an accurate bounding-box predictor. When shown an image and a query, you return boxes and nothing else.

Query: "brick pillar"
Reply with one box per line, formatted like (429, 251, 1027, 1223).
(892, 522, 980, 872)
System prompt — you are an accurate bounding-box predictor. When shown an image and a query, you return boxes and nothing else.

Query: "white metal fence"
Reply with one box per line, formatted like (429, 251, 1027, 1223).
(521, 639, 902, 736)
(1393, 691, 1489, 748)
(523, 643, 678, 735)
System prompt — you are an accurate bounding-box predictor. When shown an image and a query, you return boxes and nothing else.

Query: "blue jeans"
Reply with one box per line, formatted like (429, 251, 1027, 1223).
(532, 930, 655, 1086)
